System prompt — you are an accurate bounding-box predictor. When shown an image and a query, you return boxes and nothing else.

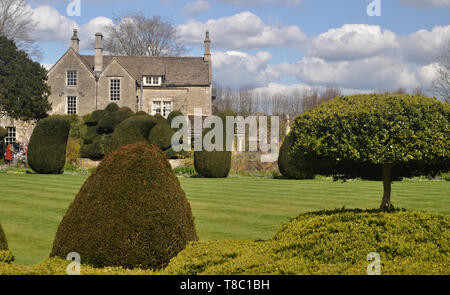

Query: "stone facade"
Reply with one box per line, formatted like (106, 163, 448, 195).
(1, 29, 213, 146)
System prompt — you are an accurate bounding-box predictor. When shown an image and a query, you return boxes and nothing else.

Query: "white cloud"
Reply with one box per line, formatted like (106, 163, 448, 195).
(177, 11, 307, 49)
(398, 0, 450, 8)
(181, 0, 212, 18)
(399, 26, 450, 64)
(307, 24, 399, 61)
(254, 83, 373, 96)
(213, 51, 281, 88)
(30, 6, 112, 50)
(217, 0, 303, 6)
(79, 17, 114, 50)
(275, 56, 429, 91)
(31, 6, 77, 43)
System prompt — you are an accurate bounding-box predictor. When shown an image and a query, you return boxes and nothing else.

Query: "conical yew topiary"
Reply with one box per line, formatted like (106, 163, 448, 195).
(0, 223, 14, 263)
(50, 142, 198, 270)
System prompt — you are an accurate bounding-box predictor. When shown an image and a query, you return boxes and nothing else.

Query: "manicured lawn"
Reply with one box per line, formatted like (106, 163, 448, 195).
(0, 173, 449, 266)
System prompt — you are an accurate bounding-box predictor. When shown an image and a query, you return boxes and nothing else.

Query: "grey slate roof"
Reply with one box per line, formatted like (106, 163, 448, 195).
(80, 55, 210, 86)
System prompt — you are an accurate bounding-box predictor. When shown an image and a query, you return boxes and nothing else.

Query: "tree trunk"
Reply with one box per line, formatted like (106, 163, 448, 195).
(380, 164, 392, 211)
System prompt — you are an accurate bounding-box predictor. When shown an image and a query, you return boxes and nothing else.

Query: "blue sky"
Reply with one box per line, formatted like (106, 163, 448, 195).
(28, 0, 450, 93)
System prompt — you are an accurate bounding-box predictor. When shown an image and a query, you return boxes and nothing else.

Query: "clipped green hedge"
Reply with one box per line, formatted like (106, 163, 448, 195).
(109, 114, 157, 153)
(51, 142, 198, 270)
(148, 122, 174, 151)
(278, 132, 314, 179)
(163, 209, 450, 275)
(153, 114, 167, 124)
(97, 107, 134, 134)
(85, 110, 107, 127)
(2, 209, 449, 275)
(28, 116, 71, 174)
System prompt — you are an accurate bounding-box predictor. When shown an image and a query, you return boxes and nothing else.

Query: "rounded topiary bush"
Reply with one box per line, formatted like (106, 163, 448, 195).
(135, 111, 148, 116)
(278, 132, 314, 179)
(50, 142, 198, 270)
(0, 224, 15, 264)
(153, 114, 167, 124)
(109, 115, 157, 153)
(194, 112, 232, 178)
(79, 138, 104, 160)
(83, 126, 99, 145)
(148, 122, 175, 151)
(97, 107, 134, 135)
(194, 150, 232, 178)
(28, 116, 71, 174)
(105, 103, 120, 112)
(167, 111, 184, 126)
(85, 110, 107, 127)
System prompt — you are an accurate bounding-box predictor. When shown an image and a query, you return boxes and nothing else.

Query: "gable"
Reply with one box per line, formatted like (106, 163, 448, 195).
(48, 48, 95, 79)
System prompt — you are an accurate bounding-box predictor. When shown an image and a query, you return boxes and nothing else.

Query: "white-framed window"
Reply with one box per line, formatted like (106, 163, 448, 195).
(163, 101, 172, 117)
(144, 76, 163, 86)
(152, 101, 161, 115)
(5, 127, 16, 145)
(152, 100, 173, 118)
(67, 96, 77, 115)
(110, 79, 121, 101)
(67, 71, 77, 86)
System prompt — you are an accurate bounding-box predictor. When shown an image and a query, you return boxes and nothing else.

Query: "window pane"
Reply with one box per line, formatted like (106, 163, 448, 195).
(152, 101, 161, 115)
(5, 127, 16, 145)
(67, 96, 77, 114)
(110, 79, 120, 101)
(163, 101, 172, 118)
(67, 71, 77, 86)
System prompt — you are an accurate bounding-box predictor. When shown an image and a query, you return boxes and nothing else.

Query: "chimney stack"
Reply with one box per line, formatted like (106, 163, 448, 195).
(71, 29, 80, 53)
(204, 30, 211, 62)
(94, 33, 103, 73)
(204, 30, 212, 84)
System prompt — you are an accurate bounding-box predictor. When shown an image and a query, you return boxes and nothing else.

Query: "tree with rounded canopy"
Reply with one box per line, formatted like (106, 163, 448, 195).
(290, 94, 450, 211)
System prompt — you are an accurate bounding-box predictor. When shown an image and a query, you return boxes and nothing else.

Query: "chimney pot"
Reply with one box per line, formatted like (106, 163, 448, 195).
(71, 29, 80, 53)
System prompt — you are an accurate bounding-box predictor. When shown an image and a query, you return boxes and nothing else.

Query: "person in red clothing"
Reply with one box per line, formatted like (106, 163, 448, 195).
(4, 144, 13, 165)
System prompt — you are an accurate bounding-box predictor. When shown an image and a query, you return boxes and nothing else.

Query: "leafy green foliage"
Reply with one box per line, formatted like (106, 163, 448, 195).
(85, 110, 107, 127)
(148, 122, 174, 151)
(83, 126, 99, 145)
(109, 114, 156, 153)
(0, 37, 51, 121)
(291, 94, 450, 179)
(278, 132, 314, 179)
(97, 107, 134, 134)
(290, 94, 450, 209)
(28, 116, 71, 174)
(163, 209, 450, 275)
(153, 113, 167, 124)
(79, 138, 104, 160)
(50, 142, 198, 269)
(194, 111, 233, 178)
(0, 223, 8, 251)
(105, 103, 120, 112)
(0, 223, 14, 264)
(167, 110, 184, 127)
(0, 127, 7, 141)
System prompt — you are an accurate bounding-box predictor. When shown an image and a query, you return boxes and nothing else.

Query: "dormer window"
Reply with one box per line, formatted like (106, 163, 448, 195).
(144, 76, 163, 86)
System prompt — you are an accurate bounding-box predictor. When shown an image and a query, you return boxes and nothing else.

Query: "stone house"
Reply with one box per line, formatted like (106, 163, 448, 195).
(0, 29, 213, 146)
